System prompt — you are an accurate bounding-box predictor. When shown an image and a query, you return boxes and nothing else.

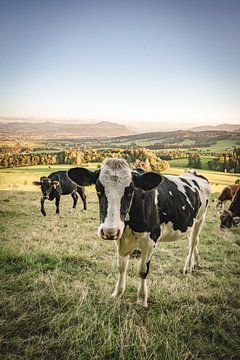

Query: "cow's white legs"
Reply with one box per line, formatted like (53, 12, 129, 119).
(137, 238, 155, 307)
(112, 254, 129, 298)
(183, 215, 205, 274)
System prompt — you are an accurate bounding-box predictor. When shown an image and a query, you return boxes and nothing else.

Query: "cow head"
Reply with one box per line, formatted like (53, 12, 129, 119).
(220, 210, 233, 229)
(33, 177, 60, 199)
(68, 158, 162, 240)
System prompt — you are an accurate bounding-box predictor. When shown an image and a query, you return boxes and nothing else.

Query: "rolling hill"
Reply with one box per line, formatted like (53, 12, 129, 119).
(0, 121, 133, 139)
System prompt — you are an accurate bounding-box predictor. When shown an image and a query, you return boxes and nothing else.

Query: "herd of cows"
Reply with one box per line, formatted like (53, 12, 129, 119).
(33, 158, 240, 307)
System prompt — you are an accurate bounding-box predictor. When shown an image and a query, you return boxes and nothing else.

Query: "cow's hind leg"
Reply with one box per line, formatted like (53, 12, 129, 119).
(71, 192, 78, 209)
(77, 187, 87, 210)
(183, 215, 205, 275)
(112, 254, 129, 298)
(137, 237, 155, 307)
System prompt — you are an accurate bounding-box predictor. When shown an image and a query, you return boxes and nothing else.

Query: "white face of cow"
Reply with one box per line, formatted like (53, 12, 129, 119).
(67, 158, 162, 241)
(97, 161, 132, 240)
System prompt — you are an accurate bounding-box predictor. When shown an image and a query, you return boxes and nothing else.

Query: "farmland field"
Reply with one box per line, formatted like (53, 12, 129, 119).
(168, 157, 215, 170)
(0, 166, 240, 359)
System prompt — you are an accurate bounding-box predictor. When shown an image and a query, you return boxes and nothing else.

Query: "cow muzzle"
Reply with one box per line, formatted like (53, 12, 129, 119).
(100, 227, 121, 240)
(43, 196, 49, 200)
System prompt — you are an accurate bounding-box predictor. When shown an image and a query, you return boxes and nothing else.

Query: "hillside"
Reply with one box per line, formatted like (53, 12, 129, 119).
(191, 123, 240, 132)
(0, 121, 133, 139)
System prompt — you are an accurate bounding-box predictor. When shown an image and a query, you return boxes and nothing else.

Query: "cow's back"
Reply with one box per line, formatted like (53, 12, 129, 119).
(49, 171, 76, 194)
(158, 173, 210, 240)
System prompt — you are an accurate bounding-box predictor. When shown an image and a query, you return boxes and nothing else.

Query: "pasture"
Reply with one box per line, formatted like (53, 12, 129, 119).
(0, 166, 240, 359)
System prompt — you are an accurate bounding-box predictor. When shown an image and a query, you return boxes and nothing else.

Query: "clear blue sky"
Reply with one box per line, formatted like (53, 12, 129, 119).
(0, 0, 240, 125)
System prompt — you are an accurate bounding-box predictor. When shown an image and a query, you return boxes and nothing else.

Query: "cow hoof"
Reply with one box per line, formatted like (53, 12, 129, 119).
(41, 212, 46, 217)
(183, 268, 192, 275)
(137, 298, 148, 308)
(111, 288, 124, 298)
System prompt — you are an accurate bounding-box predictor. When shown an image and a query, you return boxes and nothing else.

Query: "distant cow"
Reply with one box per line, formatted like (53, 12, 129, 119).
(33, 171, 87, 216)
(220, 188, 240, 228)
(215, 184, 240, 209)
(68, 158, 210, 307)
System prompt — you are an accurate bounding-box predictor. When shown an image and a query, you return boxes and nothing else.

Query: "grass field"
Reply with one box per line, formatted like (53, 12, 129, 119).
(0, 166, 240, 359)
(168, 157, 215, 170)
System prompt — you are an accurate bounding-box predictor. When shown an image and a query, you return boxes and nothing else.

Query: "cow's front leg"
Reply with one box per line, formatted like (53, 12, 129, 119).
(55, 196, 60, 214)
(40, 198, 46, 216)
(111, 254, 129, 298)
(137, 238, 155, 307)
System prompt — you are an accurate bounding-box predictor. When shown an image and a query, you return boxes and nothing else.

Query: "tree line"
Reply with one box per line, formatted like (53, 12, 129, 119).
(207, 147, 240, 173)
(0, 147, 169, 172)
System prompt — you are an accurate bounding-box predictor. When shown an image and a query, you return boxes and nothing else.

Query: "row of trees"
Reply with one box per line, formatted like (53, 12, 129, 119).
(207, 147, 240, 173)
(0, 147, 169, 172)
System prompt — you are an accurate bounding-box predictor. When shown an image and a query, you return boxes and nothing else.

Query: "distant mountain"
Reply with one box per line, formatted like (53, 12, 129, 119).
(191, 123, 240, 132)
(0, 121, 133, 139)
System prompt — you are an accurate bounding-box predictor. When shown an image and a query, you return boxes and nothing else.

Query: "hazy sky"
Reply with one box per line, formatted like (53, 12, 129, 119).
(0, 0, 240, 125)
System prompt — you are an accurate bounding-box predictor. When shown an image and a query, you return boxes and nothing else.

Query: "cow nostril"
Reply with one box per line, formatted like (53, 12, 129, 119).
(101, 228, 121, 240)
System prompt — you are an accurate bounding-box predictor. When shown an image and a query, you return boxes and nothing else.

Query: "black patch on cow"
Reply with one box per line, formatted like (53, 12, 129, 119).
(192, 179, 200, 190)
(180, 178, 192, 187)
(130, 249, 141, 259)
(194, 173, 209, 183)
(127, 188, 160, 242)
(205, 199, 209, 209)
(120, 183, 134, 221)
(96, 180, 108, 223)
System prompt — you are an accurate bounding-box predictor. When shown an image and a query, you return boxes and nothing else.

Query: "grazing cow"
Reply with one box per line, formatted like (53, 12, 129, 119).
(215, 184, 240, 209)
(68, 159, 210, 307)
(220, 188, 240, 228)
(33, 171, 87, 216)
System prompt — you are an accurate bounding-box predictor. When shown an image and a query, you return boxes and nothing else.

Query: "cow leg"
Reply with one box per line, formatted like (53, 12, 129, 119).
(111, 254, 129, 298)
(71, 192, 78, 209)
(77, 187, 87, 210)
(183, 215, 205, 274)
(55, 196, 60, 214)
(137, 238, 155, 307)
(40, 198, 46, 216)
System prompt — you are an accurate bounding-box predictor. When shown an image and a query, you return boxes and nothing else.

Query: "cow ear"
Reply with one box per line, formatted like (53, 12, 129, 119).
(33, 181, 41, 186)
(67, 168, 100, 186)
(132, 171, 162, 191)
(51, 180, 60, 186)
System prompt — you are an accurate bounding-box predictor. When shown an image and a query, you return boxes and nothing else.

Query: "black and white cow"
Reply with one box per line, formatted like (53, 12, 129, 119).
(68, 159, 210, 307)
(33, 171, 87, 216)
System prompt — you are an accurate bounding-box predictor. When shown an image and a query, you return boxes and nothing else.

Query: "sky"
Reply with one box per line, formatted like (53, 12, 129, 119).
(0, 0, 240, 126)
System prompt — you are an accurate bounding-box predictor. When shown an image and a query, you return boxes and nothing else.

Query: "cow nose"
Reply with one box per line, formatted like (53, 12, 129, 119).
(101, 228, 120, 240)
(43, 196, 49, 200)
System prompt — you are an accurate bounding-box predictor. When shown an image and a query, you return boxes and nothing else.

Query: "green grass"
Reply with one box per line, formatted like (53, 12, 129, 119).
(208, 140, 239, 153)
(168, 157, 214, 170)
(0, 166, 240, 359)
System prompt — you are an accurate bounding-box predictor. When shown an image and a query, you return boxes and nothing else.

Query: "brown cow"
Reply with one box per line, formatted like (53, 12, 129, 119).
(220, 188, 240, 228)
(216, 184, 240, 209)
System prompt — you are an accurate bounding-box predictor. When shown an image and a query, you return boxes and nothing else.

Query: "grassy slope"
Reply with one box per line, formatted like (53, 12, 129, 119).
(0, 167, 240, 359)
